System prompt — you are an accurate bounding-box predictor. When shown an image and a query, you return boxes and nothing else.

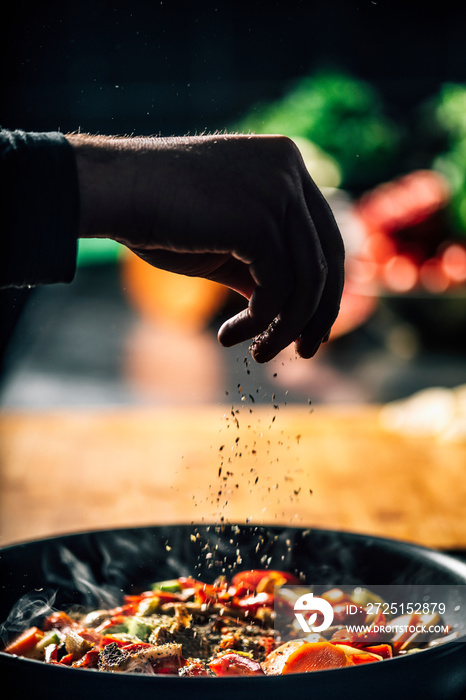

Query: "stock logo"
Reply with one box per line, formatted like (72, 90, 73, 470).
(293, 592, 334, 633)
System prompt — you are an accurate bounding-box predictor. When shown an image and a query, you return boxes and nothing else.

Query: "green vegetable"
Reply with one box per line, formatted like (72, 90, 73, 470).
(151, 579, 182, 593)
(127, 617, 156, 642)
(104, 621, 129, 634)
(138, 597, 161, 616)
(435, 83, 466, 140)
(35, 631, 60, 652)
(431, 83, 466, 235)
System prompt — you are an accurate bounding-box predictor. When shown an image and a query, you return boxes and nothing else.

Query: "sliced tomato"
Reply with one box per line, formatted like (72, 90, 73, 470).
(209, 652, 264, 676)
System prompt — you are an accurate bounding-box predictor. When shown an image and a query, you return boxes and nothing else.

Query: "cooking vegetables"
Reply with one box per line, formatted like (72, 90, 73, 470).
(3, 570, 455, 676)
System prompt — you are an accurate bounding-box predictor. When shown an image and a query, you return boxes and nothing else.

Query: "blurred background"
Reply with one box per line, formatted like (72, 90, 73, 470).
(1, 0, 466, 412)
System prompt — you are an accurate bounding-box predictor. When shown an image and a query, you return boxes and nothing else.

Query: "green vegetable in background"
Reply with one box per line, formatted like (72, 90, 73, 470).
(235, 69, 401, 190)
(434, 83, 466, 139)
(432, 83, 466, 236)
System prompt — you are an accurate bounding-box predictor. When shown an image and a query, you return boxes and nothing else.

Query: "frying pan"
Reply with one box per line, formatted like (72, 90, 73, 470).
(1, 524, 466, 700)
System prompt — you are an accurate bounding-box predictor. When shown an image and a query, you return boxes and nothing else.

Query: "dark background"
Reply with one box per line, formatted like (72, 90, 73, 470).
(2, 0, 466, 139)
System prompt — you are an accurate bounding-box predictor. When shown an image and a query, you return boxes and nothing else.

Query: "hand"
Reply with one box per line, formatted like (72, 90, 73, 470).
(68, 132, 344, 362)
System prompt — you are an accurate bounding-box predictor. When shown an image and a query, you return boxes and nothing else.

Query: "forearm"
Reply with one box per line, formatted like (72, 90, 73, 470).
(2, 129, 344, 361)
(65, 133, 176, 246)
(66, 133, 133, 241)
(65, 131, 345, 362)
(65, 132, 256, 249)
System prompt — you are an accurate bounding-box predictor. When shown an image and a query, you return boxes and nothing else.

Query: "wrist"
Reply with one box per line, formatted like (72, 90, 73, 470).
(65, 133, 154, 243)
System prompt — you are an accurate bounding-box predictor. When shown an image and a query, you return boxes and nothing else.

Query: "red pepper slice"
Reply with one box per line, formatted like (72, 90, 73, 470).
(363, 643, 393, 660)
(98, 635, 131, 649)
(59, 653, 74, 666)
(178, 577, 230, 605)
(95, 615, 127, 633)
(108, 602, 139, 616)
(231, 570, 299, 595)
(72, 648, 100, 668)
(44, 644, 59, 663)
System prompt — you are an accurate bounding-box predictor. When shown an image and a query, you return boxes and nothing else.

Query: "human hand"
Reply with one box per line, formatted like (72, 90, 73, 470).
(68, 133, 344, 362)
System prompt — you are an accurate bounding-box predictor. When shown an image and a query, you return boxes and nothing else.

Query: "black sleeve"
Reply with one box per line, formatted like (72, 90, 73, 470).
(0, 129, 80, 289)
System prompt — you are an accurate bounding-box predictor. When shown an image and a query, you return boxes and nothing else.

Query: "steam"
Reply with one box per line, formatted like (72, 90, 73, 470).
(1, 544, 124, 644)
(50, 546, 121, 609)
(0, 588, 57, 645)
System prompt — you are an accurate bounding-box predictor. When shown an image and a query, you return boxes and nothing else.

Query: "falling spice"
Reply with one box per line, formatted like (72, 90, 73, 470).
(199, 350, 316, 530)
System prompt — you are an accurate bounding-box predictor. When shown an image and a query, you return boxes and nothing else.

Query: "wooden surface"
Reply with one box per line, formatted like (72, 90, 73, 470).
(1, 404, 465, 550)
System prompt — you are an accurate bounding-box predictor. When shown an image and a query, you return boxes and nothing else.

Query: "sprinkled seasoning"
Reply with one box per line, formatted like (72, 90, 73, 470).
(190, 347, 315, 557)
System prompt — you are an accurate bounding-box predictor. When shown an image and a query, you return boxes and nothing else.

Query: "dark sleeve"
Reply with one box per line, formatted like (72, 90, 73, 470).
(0, 129, 79, 289)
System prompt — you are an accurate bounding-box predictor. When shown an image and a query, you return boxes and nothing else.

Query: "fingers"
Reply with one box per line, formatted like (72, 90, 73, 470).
(249, 205, 329, 362)
(217, 264, 293, 349)
(295, 180, 345, 358)
(218, 174, 344, 363)
(217, 228, 295, 348)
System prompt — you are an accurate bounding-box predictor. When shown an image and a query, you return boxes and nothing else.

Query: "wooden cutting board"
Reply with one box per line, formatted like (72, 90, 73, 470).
(1, 405, 465, 549)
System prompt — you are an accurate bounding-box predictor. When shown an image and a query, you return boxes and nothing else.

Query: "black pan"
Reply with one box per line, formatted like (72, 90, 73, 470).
(1, 524, 466, 700)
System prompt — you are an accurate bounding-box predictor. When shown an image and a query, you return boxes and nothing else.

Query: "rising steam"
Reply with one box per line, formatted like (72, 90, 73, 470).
(0, 588, 57, 645)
